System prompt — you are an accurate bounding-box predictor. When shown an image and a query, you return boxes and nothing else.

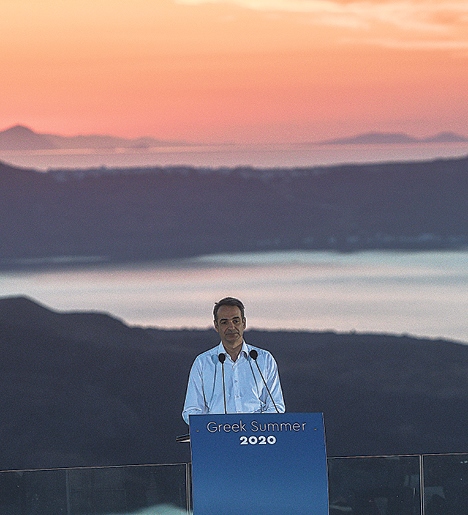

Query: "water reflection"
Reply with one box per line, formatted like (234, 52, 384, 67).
(1, 250, 467, 343)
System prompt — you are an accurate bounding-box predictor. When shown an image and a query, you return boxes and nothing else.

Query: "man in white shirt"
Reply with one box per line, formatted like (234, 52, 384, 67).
(182, 297, 285, 424)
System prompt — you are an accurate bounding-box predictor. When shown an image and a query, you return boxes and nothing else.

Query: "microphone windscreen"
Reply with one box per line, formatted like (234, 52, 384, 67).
(249, 349, 258, 360)
(218, 353, 226, 364)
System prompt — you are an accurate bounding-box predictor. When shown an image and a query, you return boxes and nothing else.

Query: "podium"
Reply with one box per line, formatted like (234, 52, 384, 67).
(189, 412, 329, 515)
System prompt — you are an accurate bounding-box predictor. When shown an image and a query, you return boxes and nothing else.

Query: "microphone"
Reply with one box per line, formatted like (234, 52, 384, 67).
(218, 353, 227, 414)
(249, 349, 279, 413)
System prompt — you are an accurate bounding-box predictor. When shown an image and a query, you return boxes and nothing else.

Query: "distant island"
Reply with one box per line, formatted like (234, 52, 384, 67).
(319, 131, 468, 145)
(1, 124, 467, 151)
(0, 125, 188, 151)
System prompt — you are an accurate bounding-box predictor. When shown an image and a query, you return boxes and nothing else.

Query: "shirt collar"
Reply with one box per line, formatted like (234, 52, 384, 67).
(217, 341, 249, 360)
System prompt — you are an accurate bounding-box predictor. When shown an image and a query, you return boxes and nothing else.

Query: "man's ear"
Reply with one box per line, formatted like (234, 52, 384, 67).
(214, 319, 219, 333)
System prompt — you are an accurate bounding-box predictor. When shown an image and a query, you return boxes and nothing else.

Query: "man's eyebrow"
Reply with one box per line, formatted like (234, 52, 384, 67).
(219, 316, 241, 322)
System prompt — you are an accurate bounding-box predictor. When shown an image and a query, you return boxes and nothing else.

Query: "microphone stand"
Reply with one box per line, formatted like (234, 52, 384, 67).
(219, 353, 227, 414)
(249, 349, 280, 413)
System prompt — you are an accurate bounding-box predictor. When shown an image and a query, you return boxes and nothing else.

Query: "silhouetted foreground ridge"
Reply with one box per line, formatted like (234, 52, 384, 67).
(1, 296, 467, 470)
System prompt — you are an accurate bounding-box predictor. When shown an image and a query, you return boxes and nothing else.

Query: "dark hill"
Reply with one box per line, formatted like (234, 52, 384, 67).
(1, 156, 468, 268)
(1, 296, 467, 470)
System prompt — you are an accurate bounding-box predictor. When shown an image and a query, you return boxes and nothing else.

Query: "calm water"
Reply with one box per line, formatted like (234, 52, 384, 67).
(1, 250, 467, 344)
(1, 142, 467, 170)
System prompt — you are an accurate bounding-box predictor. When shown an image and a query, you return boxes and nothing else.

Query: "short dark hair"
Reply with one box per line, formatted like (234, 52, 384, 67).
(213, 297, 245, 321)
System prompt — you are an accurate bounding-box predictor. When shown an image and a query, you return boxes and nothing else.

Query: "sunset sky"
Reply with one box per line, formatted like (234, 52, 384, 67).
(1, 0, 468, 144)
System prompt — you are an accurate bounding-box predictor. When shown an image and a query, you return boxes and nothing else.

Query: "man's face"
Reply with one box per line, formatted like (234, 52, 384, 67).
(214, 305, 246, 349)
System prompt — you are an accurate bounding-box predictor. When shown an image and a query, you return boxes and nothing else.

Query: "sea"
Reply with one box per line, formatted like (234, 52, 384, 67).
(1, 141, 467, 170)
(1, 250, 467, 344)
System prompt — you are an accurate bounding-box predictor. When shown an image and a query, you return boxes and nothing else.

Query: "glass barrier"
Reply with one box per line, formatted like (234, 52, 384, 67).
(327, 455, 421, 515)
(422, 453, 468, 515)
(1, 454, 468, 514)
(0, 463, 189, 515)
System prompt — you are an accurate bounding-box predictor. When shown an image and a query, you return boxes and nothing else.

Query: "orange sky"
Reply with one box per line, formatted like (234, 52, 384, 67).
(1, 0, 467, 144)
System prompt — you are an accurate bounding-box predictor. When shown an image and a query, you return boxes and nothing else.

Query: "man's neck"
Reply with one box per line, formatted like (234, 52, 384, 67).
(222, 341, 243, 362)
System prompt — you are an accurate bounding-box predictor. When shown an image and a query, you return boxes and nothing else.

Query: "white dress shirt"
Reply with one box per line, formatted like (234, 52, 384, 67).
(182, 341, 285, 424)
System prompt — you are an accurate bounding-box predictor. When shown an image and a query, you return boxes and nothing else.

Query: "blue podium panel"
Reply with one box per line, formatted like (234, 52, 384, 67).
(189, 413, 329, 515)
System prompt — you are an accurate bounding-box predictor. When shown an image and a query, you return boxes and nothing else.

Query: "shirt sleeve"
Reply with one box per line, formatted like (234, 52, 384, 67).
(182, 357, 207, 424)
(263, 352, 286, 413)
